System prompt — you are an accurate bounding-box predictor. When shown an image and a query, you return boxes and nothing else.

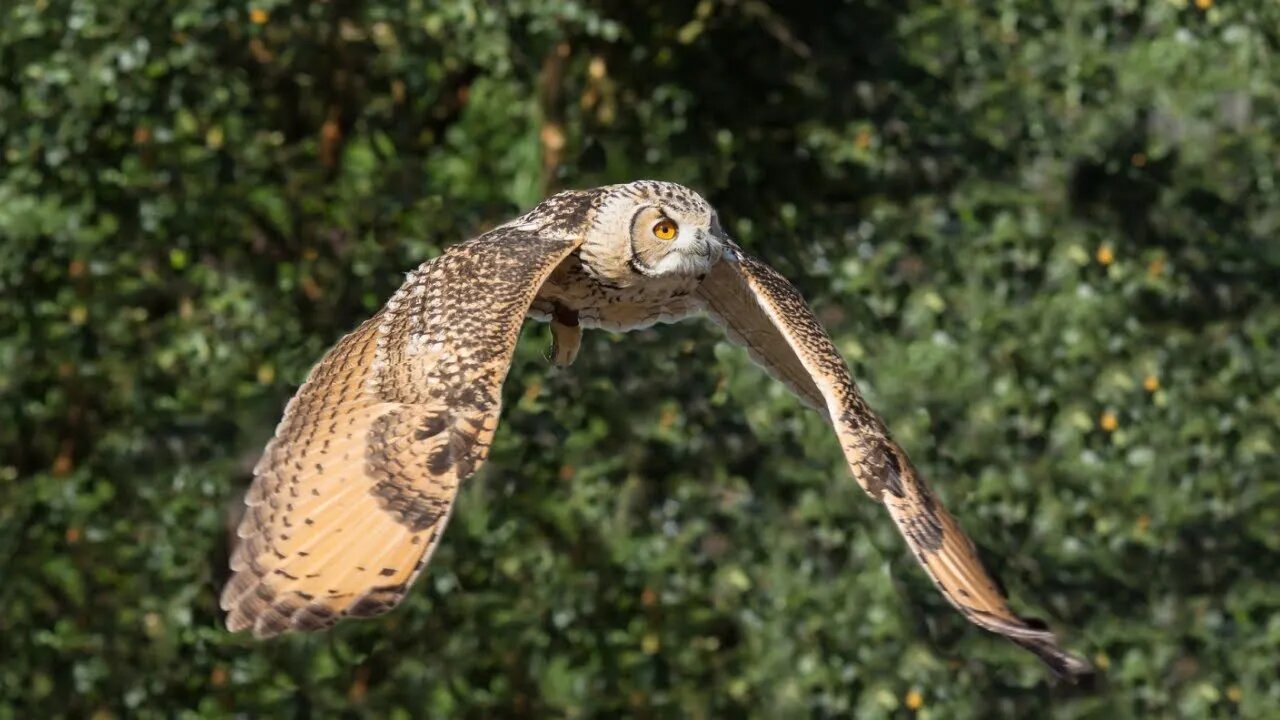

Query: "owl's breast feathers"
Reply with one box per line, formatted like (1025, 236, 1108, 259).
(530, 250, 706, 333)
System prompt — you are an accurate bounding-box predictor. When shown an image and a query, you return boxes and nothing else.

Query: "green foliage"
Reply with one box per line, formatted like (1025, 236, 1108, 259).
(3, 0, 1279, 717)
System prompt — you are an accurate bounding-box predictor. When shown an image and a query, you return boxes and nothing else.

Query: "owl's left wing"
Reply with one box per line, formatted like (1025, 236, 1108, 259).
(697, 250, 1092, 681)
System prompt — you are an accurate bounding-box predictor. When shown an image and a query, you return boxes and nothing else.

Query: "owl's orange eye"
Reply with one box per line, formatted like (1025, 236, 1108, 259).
(652, 219, 678, 240)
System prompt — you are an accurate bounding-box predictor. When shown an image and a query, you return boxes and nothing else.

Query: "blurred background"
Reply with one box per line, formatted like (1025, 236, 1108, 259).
(3, 1, 1279, 717)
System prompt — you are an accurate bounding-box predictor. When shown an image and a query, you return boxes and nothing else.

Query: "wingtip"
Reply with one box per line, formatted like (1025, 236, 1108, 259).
(963, 609, 1095, 683)
(1012, 634, 1098, 685)
(224, 610, 252, 634)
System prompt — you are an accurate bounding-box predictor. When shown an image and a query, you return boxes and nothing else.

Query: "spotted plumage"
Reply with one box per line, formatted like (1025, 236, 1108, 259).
(222, 180, 1091, 681)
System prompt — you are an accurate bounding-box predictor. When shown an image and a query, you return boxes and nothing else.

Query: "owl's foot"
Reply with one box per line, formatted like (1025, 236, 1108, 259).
(549, 304, 581, 367)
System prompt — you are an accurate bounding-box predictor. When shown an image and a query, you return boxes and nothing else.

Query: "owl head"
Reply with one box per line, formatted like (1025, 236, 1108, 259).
(560, 180, 731, 286)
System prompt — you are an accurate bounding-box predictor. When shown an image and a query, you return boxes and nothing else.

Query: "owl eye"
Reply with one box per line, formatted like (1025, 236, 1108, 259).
(652, 219, 678, 240)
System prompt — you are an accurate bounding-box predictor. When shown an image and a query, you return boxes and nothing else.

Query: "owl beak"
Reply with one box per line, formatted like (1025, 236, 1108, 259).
(710, 229, 739, 263)
(689, 230, 728, 266)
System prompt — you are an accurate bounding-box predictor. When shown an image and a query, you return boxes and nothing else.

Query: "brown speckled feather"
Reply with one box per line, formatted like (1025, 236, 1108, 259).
(698, 249, 1093, 681)
(221, 197, 591, 637)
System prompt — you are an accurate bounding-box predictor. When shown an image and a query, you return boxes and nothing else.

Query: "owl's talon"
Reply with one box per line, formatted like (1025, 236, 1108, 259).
(549, 321, 581, 367)
(548, 304, 581, 367)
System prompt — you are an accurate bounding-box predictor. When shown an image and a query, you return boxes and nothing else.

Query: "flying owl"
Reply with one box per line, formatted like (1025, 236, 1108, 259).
(221, 180, 1091, 680)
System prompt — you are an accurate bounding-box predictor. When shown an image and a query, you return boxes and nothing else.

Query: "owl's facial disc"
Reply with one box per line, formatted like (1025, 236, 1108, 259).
(628, 204, 726, 278)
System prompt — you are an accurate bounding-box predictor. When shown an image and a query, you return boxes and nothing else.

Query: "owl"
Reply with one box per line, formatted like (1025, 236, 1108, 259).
(222, 180, 1091, 680)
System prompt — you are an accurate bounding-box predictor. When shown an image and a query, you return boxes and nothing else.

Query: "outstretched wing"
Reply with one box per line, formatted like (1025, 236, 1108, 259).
(697, 249, 1092, 680)
(221, 226, 582, 637)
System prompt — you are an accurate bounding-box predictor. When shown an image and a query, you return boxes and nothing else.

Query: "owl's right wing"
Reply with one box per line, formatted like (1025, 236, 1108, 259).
(221, 225, 582, 638)
(697, 249, 1092, 681)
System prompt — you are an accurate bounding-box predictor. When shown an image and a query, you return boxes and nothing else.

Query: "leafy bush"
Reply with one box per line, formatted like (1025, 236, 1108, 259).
(3, 0, 1278, 717)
